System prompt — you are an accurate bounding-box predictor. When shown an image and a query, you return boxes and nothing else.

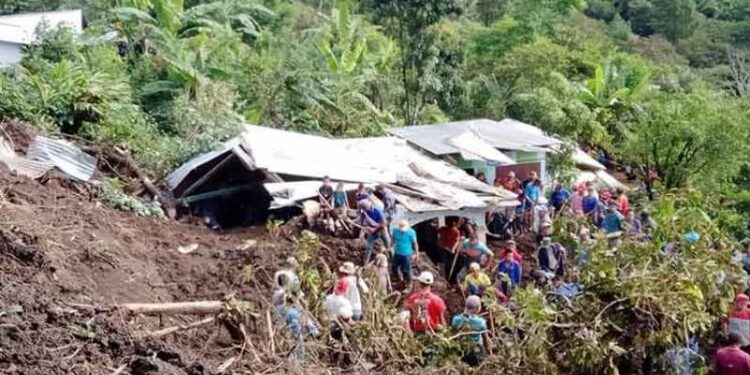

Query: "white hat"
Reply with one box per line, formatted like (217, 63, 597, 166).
(339, 262, 357, 275)
(469, 262, 480, 271)
(417, 271, 434, 285)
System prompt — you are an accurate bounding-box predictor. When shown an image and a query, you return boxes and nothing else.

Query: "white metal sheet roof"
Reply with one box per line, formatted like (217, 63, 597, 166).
(575, 170, 628, 191)
(572, 148, 606, 170)
(168, 124, 521, 214)
(446, 131, 515, 165)
(388, 118, 562, 155)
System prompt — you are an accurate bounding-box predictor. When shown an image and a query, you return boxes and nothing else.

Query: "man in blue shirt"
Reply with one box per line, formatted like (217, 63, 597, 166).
(602, 204, 624, 234)
(496, 250, 522, 296)
(602, 204, 624, 247)
(582, 188, 599, 217)
(452, 295, 491, 366)
(360, 200, 389, 264)
(391, 220, 418, 284)
(550, 183, 572, 213)
(523, 179, 541, 208)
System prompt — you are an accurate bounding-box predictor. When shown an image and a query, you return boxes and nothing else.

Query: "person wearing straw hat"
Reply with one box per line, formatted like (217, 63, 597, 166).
(334, 262, 369, 320)
(391, 219, 419, 285)
(405, 271, 446, 334)
(451, 295, 491, 366)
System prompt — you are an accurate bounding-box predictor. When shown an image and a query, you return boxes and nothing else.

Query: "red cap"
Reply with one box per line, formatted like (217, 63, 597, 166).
(735, 294, 749, 303)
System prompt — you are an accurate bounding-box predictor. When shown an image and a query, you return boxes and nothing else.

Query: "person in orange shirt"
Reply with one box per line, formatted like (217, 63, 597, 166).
(616, 188, 630, 216)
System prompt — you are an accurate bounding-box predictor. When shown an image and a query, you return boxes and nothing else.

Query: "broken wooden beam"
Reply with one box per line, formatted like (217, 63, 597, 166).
(122, 301, 225, 315)
(67, 300, 259, 317)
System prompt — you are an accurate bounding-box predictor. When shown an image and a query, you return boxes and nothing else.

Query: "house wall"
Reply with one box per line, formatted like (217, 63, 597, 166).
(0, 42, 22, 66)
(401, 207, 488, 243)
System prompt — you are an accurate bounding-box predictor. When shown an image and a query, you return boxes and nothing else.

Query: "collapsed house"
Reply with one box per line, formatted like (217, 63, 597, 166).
(388, 118, 627, 190)
(167, 125, 519, 239)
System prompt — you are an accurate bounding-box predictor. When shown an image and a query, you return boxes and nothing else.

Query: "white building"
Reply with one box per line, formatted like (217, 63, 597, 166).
(0, 10, 82, 66)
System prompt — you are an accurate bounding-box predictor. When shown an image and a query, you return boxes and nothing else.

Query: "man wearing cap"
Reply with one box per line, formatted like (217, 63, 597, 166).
(406, 271, 447, 334)
(462, 262, 492, 296)
(451, 295, 491, 366)
(537, 237, 566, 281)
(391, 220, 419, 285)
(334, 262, 369, 320)
(727, 294, 750, 352)
(536, 221, 553, 244)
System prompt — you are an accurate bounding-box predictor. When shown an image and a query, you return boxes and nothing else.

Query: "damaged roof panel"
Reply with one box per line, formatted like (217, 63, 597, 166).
(168, 124, 520, 216)
(26, 136, 97, 181)
(240, 126, 397, 183)
(166, 138, 241, 191)
(388, 118, 562, 155)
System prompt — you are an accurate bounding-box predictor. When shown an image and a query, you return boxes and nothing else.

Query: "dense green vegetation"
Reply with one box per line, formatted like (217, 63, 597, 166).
(1, 0, 749, 223)
(0, 4, 746, 237)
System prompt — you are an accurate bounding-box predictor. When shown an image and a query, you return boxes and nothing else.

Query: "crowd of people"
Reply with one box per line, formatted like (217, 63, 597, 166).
(270, 171, 745, 372)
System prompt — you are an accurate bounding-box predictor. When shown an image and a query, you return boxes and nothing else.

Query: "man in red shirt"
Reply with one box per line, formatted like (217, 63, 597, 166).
(728, 294, 750, 351)
(503, 239, 523, 267)
(406, 271, 446, 334)
(714, 332, 750, 375)
(439, 220, 462, 285)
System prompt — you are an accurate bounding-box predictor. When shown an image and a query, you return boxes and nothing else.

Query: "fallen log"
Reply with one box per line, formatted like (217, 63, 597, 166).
(140, 316, 216, 339)
(67, 300, 258, 316)
(122, 301, 225, 315)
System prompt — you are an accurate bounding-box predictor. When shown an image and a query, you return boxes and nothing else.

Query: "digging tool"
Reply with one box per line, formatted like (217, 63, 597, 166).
(447, 239, 463, 287)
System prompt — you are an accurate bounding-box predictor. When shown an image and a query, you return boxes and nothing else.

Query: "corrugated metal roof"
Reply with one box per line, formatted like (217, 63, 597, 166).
(167, 124, 521, 215)
(26, 136, 97, 181)
(166, 138, 240, 190)
(571, 148, 606, 170)
(388, 118, 562, 155)
(575, 170, 628, 191)
(446, 132, 515, 164)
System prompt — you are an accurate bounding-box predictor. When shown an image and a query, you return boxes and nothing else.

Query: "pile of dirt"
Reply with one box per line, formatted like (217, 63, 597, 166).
(0, 158, 302, 374)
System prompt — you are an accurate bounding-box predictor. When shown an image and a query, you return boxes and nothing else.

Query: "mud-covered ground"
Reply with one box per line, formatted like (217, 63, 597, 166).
(0, 122, 541, 374)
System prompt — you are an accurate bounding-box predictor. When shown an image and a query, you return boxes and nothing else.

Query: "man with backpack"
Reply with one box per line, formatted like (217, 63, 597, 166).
(405, 271, 446, 335)
(451, 295, 492, 366)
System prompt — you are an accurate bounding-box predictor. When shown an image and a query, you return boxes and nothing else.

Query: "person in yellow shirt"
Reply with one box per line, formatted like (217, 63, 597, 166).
(462, 262, 492, 296)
